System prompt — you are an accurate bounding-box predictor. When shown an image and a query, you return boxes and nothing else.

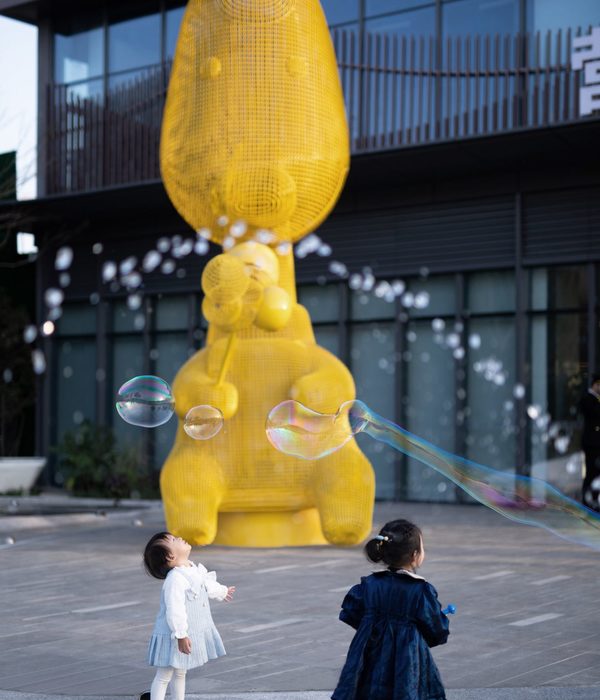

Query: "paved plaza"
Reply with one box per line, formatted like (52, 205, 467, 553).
(1, 497, 599, 700)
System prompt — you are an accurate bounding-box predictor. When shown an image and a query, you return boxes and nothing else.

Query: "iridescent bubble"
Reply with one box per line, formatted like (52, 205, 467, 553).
(230, 220, 247, 238)
(266, 399, 600, 551)
(194, 239, 209, 256)
(122, 272, 142, 289)
(349, 274, 362, 290)
(92, 242, 103, 255)
(42, 321, 55, 336)
(183, 405, 224, 440)
(196, 228, 212, 241)
(392, 280, 406, 296)
(446, 332, 460, 349)
(432, 318, 445, 333)
(222, 236, 236, 251)
(134, 314, 146, 330)
(59, 273, 71, 288)
(172, 239, 194, 258)
(276, 242, 291, 256)
(143, 250, 162, 272)
(115, 375, 174, 428)
(255, 229, 276, 244)
(44, 288, 64, 308)
(413, 291, 430, 309)
(31, 349, 46, 375)
(216, 215, 229, 227)
(23, 325, 37, 344)
(3, 536, 15, 546)
(89, 292, 100, 305)
(453, 347, 465, 360)
(554, 436, 570, 454)
(527, 404, 542, 419)
(55, 246, 73, 271)
(401, 292, 415, 308)
(317, 244, 332, 257)
(361, 270, 375, 292)
(468, 333, 481, 349)
(3, 368, 13, 383)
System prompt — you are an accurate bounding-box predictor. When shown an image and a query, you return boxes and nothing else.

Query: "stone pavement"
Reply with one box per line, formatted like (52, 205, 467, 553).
(1, 497, 600, 700)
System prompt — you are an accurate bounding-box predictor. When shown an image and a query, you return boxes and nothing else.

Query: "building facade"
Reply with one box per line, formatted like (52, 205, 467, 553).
(1, 0, 600, 502)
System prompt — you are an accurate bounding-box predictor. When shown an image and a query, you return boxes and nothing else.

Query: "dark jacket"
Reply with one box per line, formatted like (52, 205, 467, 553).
(579, 391, 600, 450)
(332, 570, 450, 700)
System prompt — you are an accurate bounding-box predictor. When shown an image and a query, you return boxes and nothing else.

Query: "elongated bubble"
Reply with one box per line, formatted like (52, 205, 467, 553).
(116, 375, 174, 428)
(266, 399, 600, 551)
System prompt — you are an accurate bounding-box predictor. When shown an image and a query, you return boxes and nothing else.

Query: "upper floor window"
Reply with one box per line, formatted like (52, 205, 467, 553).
(54, 13, 104, 92)
(443, 0, 520, 39)
(108, 4, 161, 88)
(320, 0, 359, 27)
(527, 0, 600, 34)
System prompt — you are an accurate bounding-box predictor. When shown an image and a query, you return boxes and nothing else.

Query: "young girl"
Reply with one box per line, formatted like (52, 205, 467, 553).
(142, 532, 235, 700)
(332, 519, 450, 700)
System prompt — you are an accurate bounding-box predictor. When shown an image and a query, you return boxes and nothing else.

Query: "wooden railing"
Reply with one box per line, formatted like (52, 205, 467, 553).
(46, 27, 588, 195)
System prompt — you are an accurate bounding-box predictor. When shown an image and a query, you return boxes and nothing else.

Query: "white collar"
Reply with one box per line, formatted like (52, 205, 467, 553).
(393, 568, 425, 580)
(589, 389, 600, 400)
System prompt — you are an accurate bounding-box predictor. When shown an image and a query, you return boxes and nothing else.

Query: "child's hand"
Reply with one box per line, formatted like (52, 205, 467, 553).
(224, 586, 236, 602)
(177, 637, 192, 654)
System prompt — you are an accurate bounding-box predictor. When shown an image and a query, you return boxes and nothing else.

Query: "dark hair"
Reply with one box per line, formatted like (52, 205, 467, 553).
(143, 532, 173, 579)
(364, 519, 422, 571)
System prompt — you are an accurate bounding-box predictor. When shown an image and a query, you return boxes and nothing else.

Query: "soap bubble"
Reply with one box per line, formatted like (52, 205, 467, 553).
(23, 325, 37, 344)
(513, 384, 526, 399)
(329, 261, 348, 278)
(3, 369, 13, 383)
(194, 238, 209, 256)
(157, 237, 171, 252)
(230, 220, 247, 238)
(55, 246, 73, 270)
(119, 257, 137, 276)
(266, 399, 600, 551)
(317, 244, 332, 257)
(31, 350, 46, 375)
(127, 294, 142, 311)
(432, 318, 445, 333)
(102, 261, 117, 282)
(183, 405, 224, 440)
(44, 288, 64, 308)
(92, 242, 103, 255)
(468, 333, 481, 349)
(115, 375, 175, 428)
(142, 251, 162, 272)
(161, 259, 176, 275)
(59, 273, 71, 288)
(196, 228, 211, 240)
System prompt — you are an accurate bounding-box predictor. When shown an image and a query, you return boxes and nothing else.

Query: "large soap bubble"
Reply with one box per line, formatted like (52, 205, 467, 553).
(184, 405, 224, 440)
(116, 375, 174, 427)
(266, 399, 600, 551)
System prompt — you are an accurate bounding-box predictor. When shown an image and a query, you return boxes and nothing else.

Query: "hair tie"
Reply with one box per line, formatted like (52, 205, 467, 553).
(374, 535, 390, 542)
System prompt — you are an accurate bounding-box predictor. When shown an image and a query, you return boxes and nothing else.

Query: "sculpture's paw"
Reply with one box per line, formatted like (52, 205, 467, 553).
(321, 518, 370, 546)
(178, 380, 238, 420)
(172, 520, 218, 546)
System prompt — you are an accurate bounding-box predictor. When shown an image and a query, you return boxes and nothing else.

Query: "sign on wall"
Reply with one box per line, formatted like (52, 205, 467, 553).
(572, 26, 600, 116)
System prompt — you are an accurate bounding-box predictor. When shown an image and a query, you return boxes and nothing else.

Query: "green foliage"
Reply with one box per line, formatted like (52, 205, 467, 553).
(56, 421, 159, 499)
(0, 290, 35, 457)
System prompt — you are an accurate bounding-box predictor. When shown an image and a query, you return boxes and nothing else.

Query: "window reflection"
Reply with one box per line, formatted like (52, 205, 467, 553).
(443, 0, 519, 39)
(55, 27, 104, 84)
(108, 12, 161, 74)
(527, 0, 600, 33)
(166, 6, 186, 59)
(366, 0, 434, 18)
(320, 0, 359, 26)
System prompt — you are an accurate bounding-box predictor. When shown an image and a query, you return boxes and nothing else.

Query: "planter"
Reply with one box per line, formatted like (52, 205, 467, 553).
(0, 457, 46, 494)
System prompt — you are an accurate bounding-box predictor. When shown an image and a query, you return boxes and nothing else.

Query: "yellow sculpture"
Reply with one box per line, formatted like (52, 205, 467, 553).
(159, 0, 374, 546)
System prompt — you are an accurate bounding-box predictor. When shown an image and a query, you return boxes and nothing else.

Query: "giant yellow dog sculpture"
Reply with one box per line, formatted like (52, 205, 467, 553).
(159, 0, 374, 546)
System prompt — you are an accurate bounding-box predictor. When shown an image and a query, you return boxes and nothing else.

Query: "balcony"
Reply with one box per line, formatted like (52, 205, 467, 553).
(45, 27, 591, 196)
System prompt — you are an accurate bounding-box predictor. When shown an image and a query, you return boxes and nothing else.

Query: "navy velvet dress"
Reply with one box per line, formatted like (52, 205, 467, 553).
(331, 570, 450, 700)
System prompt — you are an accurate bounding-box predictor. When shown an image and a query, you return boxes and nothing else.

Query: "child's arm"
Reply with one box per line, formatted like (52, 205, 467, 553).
(415, 582, 450, 648)
(163, 572, 190, 640)
(339, 582, 364, 630)
(200, 565, 235, 601)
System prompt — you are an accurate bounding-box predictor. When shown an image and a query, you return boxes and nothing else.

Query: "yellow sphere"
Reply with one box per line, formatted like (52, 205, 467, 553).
(255, 286, 292, 331)
(228, 241, 280, 286)
(201, 254, 249, 303)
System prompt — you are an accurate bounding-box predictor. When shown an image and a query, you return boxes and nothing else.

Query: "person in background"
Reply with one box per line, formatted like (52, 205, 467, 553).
(578, 374, 600, 512)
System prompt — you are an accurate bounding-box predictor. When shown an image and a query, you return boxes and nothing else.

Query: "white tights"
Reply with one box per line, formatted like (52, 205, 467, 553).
(150, 666, 186, 700)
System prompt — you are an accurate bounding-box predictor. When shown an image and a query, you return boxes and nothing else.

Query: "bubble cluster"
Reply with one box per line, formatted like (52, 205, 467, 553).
(267, 399, 600, 551)
(115, 375, 175, 428)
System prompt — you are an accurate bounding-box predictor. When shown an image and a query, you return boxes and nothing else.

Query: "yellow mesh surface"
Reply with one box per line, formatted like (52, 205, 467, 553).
(160, 0, 350, 244)
(159, 1, 373, 547)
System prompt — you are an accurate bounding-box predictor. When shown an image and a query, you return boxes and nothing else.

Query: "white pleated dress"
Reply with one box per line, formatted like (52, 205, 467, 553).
(147, 561, 228, 670)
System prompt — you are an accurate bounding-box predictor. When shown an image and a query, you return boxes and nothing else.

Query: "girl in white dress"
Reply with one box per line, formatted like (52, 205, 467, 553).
(142, 532, 235, 700)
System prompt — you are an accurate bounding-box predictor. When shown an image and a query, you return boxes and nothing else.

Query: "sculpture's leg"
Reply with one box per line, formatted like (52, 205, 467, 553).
(160, 442, 225, 545)
(312, 442, 375, 546)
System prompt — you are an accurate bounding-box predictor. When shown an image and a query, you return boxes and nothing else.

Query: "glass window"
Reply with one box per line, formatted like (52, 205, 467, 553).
(299, 285, 339, 323)
(365, 6, 436, 38)
(466, 317, 516, 471)
(55, 26, 104, 84)
(443, 0, 519, 39)
(527, 0, 600, 33)
(409, 275, 456, 318)
(155, 295, 189, 331)
(350, 290, 396, 321)
(529, 313, 586, 498)
(530, 266, 587, 311)
(366, 1, 433, 18)
(467, 271, 515, 314)
(350, 323, 397, 499)
(113, 301, 145, 333)
(404, 320, 457, 501)
(320, 0, 359, 26)
(56, 304, 97, 335)
(109, 11, 161, 74)
(166, 6, 186, 59)
(314, 325, 340, 357)
(54, 339, 97, 449)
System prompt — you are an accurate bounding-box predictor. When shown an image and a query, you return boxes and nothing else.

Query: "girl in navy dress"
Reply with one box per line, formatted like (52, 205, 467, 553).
(332, 519, 450, 700)
(142, 532, 235, 700)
